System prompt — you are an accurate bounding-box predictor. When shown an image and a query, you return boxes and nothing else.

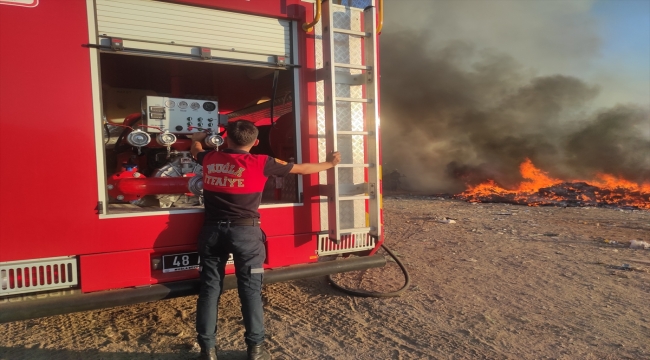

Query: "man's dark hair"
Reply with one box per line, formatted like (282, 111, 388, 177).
(227, 120, 259, 146)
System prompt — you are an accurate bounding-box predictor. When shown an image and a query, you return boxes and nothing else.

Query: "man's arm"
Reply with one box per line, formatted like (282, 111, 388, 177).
(289, 151, 341, 175)
(191, 132, 207, 159)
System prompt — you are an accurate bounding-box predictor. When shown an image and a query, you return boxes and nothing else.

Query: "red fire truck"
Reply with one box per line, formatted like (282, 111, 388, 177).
(0, 0, 385, 322)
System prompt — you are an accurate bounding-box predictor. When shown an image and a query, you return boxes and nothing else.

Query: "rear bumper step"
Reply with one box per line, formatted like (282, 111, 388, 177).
(0, 255, 385, 323)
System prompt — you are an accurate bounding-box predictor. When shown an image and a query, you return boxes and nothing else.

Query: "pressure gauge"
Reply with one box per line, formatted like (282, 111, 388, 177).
(203, 102, 216, 112)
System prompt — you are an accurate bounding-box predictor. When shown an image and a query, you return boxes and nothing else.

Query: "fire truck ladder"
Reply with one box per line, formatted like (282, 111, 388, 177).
(321, 1, 381, 244)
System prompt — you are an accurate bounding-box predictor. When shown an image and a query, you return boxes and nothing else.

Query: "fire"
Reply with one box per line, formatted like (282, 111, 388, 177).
(462, 159, 559, 197)
(458, 159, 650, 209)
(589, 173, 650, 193)
(517, 159, 560, 192)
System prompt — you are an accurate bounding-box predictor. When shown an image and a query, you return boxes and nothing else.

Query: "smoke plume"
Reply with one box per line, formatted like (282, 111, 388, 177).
(380, 2, 650, 193)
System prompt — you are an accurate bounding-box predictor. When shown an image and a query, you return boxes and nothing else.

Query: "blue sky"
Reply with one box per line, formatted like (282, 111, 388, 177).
(593, 0, 649, 64)
(591, 0, 650, 106)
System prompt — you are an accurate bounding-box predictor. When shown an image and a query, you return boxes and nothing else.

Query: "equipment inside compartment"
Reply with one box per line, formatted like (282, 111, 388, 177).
(99, 53, 298, 214)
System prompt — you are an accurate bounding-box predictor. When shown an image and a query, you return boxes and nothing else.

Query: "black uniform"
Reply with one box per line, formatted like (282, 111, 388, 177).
(195, 149, 293, 351)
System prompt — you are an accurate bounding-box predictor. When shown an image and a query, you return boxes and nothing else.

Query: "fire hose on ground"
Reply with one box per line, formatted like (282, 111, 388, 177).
(327, 243, 411, 298)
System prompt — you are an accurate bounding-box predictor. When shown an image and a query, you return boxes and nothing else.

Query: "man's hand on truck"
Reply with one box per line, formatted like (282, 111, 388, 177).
(192, 132, 208, 142)
(289, 151, 341, 175)
(326, 151, 341, 166)
(191, 132, 208, 159)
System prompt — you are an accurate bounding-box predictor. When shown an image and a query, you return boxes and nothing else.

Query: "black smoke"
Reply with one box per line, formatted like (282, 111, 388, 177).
(380, 30, 650, 193)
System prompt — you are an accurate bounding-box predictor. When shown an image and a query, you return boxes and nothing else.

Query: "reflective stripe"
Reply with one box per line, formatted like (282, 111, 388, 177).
(250, 268, 264, 274)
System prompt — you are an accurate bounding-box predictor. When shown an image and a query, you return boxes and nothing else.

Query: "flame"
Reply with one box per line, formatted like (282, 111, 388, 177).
(517, 159, 560, 192)
(462, 159, 559, 196)
(459, 158, 650, 209)
(589, 173, 650, 193)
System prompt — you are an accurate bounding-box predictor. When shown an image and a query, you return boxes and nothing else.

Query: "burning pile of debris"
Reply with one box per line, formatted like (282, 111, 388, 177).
(455, 159, 650, 209)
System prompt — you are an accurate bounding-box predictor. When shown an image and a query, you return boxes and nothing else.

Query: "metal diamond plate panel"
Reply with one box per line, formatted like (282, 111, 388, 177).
(335, 84, 354, 131)
(333, 7, 362, 67)
(354, 199, 367, 227)
(338, 167, 353, 184)
(338, 199, 366, 228)
(340, 200, 354, 229)
(351, 135, 365, 164)
(332, 9, 352, 69)
(333, 8, 352, 30)
(334, 36, 350, 64)
(350, 85, 363, 130)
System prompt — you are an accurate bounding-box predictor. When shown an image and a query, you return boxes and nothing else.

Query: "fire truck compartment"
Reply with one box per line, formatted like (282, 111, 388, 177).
(98, 53, 300, 215)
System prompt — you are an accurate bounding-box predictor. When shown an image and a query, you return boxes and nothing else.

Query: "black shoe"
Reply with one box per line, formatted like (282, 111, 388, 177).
(247, 343, 271, 360)
(199, 346, 217, 360)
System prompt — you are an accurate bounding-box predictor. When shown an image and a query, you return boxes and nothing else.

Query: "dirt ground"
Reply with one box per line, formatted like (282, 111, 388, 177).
(2, 196, 649, 360)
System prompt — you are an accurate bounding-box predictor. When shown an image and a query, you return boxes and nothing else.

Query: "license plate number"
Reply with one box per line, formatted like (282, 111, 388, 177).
(162, 252, 200, 273)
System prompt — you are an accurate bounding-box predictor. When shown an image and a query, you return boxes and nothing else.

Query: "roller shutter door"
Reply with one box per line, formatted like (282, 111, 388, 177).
(93, 0, 291, 66)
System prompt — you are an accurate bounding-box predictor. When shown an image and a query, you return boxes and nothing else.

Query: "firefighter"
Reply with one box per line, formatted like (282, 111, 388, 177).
(191, 120, 340, 360)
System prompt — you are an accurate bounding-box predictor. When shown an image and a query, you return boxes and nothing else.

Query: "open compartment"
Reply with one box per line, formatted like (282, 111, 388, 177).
(98, 53, 300, 215)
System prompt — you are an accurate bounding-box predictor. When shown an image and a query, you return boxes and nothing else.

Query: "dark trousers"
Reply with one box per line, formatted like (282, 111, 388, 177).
(195, 224, 266, 350)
